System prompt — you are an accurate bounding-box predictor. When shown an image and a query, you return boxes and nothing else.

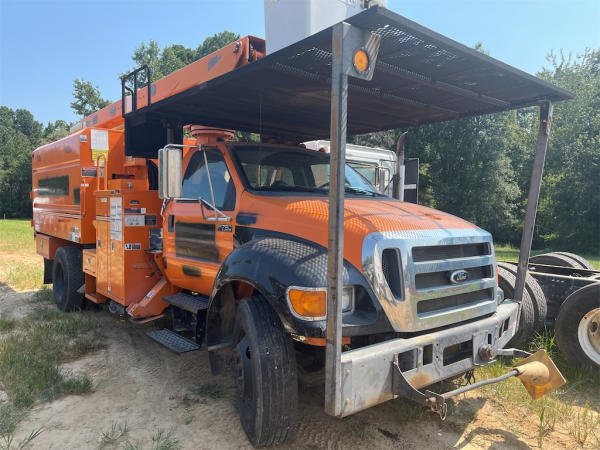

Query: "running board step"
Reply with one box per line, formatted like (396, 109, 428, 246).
(163, 293, 209, 313)
(147, 329, 200, 354)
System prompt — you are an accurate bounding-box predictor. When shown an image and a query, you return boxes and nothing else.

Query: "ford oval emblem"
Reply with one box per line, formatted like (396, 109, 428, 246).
(450, 269, 469, 284)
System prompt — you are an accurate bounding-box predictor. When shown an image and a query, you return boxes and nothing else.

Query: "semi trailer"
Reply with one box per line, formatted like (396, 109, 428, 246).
(30, 4, 580, 447)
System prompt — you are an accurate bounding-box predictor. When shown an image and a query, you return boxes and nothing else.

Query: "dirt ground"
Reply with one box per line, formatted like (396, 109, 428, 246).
(0, 286, 583, 449)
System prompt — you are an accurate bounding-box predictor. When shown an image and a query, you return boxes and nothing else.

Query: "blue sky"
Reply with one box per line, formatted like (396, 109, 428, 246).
(1, 0, 598, 125)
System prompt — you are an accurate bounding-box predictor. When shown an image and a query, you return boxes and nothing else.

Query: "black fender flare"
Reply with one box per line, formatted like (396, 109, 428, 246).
(205, 236, 371, 373)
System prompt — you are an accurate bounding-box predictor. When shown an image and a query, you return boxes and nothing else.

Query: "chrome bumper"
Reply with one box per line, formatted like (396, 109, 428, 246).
(338, 300, 519, 416)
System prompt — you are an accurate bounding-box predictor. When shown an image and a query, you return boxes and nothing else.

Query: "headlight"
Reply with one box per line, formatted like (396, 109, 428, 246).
(287, 286, 353, 320)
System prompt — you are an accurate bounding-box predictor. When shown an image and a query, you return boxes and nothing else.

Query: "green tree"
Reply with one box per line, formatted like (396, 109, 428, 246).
(0, 107, 43, 217)
(70, 78, 110, 117)
(42, 119, 71, 143)
(123, 31, 240, 84)
(534, 49, 600, 253)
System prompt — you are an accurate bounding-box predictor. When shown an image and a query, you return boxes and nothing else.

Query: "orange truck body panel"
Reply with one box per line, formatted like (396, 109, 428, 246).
(31, 36, 268, 317)
(70, 36, 265, 133)
(32, 128, 125, 246)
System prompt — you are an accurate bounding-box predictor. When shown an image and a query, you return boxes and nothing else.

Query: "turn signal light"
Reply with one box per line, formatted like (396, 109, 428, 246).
(289, 289, 327, 318)
(353, 49, 369, 73)
(288, 287, 354, 319)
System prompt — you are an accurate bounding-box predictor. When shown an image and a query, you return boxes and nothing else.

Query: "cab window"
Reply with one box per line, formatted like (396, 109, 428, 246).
(182, 150, 236, 210)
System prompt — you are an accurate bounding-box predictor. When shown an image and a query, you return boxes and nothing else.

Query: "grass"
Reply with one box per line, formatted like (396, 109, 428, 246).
(191, 382, 224, 400)
(0, 304, 104, 408)
(0, 220, 43, 291)
(98, 422, 129, 449)
(121, 429, 181, 450)
(0, 295, 105, 444)
(495, 244, 600, 269)
(0, 220, 34, 254)
(474, 327, 600, 448)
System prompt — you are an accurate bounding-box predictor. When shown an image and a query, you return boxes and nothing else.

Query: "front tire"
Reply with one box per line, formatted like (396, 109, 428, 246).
(52, 247, 84, 312)
(555, 283, 600, 369)
(232, 296, 298, 447)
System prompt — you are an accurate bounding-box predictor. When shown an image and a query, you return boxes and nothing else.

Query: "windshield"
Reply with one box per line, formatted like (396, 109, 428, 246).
(230, 145, 384, 196)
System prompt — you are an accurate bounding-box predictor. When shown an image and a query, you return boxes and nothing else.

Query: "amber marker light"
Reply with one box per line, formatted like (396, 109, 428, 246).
(353, 49, 369, 73)
(288, 289, 327, 319)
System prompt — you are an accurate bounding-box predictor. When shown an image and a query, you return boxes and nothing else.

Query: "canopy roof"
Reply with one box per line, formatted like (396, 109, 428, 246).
(128, 6, 573, 147)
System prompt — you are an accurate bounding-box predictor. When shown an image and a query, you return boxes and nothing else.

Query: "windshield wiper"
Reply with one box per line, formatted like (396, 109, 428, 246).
(344, 186, 382, 197)
(254, 185, 326, 193)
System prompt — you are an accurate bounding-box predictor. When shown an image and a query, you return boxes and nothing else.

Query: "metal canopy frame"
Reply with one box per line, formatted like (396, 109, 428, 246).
(124, 6, 572, 159)
(316, 11, 567, 417)
(122, 6, 572, 417)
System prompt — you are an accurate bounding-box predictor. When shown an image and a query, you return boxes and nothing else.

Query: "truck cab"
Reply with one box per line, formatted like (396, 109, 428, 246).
(156, 137, 519, 421)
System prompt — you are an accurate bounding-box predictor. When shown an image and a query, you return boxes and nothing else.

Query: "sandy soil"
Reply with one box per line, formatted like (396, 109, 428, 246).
(0, 286, 581, 449)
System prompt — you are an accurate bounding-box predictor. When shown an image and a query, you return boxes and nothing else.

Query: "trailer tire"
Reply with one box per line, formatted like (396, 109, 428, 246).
(553, 252, 595, 271)
(232, 296, 298, 447)
(52, 247, 84, 312)
(530, 252, 588, 270)
(497, 266, 536, 345)
(497, 262, 547, 330)
(555, 283, 600, 369)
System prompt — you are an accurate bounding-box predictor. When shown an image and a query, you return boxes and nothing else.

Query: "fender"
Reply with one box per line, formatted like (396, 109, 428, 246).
(206, 234, 391, 374)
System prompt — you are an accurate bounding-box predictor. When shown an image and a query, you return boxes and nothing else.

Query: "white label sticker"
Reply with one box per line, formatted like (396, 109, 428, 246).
(90, 129, 109, 150)
(110, 197, 122, 241)
(124, 243, 141, 250)
(124, 215, 145, 227)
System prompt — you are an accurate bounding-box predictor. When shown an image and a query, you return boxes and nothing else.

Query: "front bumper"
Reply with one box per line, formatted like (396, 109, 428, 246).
(337, 300, 519, 416)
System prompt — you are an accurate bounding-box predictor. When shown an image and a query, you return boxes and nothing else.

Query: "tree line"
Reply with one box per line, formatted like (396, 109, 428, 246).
(0, 32, 597, 253)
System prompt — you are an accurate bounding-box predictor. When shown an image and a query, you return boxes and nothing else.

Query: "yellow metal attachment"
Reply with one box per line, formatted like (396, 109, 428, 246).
(513, 349, 566, 399)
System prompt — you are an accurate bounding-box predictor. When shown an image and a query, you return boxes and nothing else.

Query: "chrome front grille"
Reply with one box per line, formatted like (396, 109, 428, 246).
(362, 228, 498, 332)
(412, 242, 490, 262)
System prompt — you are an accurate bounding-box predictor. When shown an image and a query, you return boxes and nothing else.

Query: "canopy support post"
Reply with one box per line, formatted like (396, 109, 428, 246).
(514, 101, 553, 303)
(325, 21, 349, 417)
(325, 22, 381, 417)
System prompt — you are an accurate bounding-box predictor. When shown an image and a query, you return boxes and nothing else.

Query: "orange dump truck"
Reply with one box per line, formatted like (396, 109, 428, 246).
(32, 6, 572, 447)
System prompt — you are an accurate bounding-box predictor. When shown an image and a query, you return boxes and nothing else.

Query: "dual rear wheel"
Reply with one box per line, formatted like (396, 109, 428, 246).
(52, 246, 84, 311)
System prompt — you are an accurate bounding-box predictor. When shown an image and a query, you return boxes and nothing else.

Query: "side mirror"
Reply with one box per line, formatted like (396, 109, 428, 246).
(158, 147, 182, 199)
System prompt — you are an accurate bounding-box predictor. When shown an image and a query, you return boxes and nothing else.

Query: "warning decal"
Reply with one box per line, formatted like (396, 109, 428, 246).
(110, 197, 122, 241)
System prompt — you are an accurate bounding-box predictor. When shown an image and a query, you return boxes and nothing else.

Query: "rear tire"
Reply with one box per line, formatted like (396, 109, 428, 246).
(553, 252, 595, 271)
(232, 296, 298, 447)
(555, 284, 600, 369)
(497, 261, 547, 331)
(530, 252, 590, 270)
(52, 247, 84, 312)
(497, 265, 536, 345)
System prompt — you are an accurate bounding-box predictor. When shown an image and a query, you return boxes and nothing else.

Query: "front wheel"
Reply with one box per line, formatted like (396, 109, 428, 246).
(556, 283, 600, 369)
(233, 296, 298, 447)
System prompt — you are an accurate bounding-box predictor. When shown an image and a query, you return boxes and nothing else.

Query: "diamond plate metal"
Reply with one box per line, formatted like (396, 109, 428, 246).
(163, 293, 209, 313)
(147, 329, 200, 353)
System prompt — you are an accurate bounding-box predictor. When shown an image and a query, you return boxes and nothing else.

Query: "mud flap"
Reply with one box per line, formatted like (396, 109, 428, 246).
(43, 258, 53, 284)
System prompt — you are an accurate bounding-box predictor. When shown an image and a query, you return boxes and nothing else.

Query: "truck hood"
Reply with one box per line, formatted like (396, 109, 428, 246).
(238, 193, 480, 271)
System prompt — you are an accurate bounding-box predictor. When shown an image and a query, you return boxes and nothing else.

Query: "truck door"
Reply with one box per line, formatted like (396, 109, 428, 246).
(162, 148, 237, 295)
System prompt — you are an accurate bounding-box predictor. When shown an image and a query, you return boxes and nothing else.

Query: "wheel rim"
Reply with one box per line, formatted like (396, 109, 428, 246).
(577, 307, 600, 365)
(54, 262, 65, 300)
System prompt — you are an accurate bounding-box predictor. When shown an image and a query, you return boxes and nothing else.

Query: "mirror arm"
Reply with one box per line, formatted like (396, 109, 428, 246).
(202, 150, 219, 220)
(199, 198, 231, 222)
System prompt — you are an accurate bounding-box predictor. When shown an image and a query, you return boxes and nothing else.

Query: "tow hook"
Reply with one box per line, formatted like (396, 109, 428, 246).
(478, 344, 494, 361)
(392, 349, 566, 419)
